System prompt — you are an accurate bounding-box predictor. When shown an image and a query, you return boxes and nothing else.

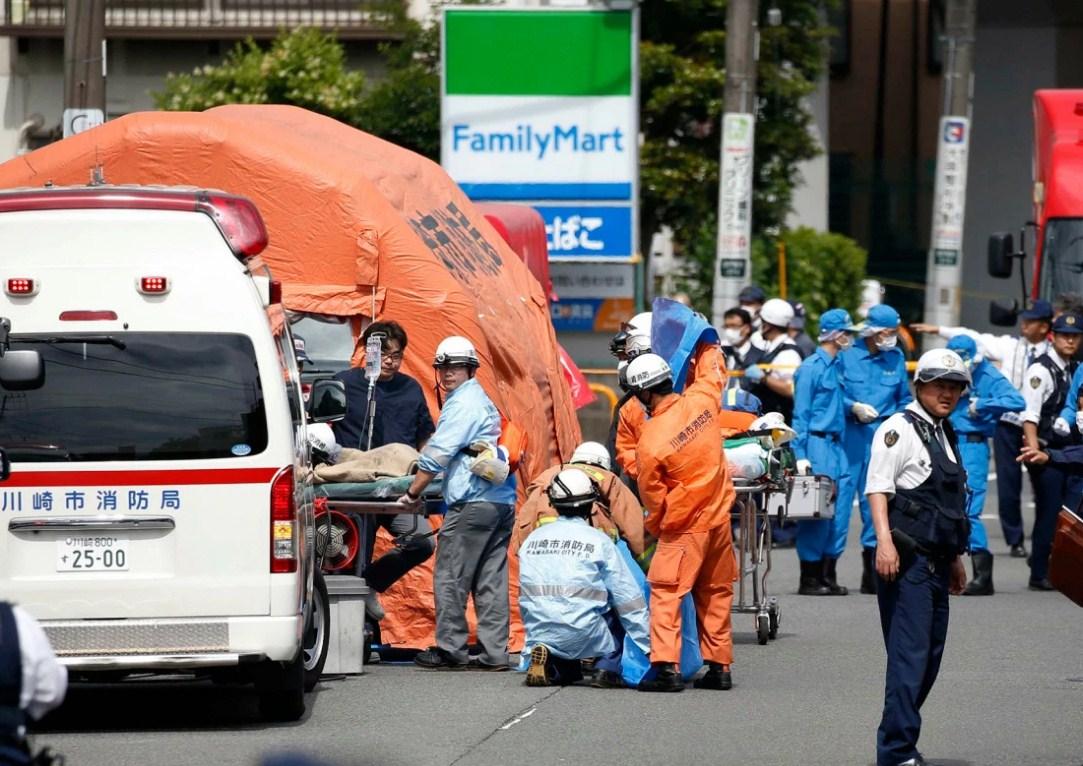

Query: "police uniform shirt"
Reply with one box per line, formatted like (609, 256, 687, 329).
(756, 334, 803, 382)
(1021, 353, 1070, 426)
(865, 402, 958, 498)
(7, 604, 67, 723)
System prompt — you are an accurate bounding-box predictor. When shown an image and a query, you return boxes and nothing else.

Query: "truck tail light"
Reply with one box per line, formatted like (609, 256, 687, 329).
(59, 310, 118, 321)
(6, 278, 37, 296)
(270, 467, 297, 574)
(138, 276, 170, 295)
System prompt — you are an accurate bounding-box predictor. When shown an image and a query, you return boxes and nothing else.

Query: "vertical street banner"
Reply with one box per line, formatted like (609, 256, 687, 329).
(442, 6, 639, 333)
(930, 116, 970, 269)
(717, 113, 755, 278)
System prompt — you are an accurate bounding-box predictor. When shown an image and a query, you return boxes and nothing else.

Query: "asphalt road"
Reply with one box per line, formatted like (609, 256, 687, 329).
(30, 480, 1083, 766)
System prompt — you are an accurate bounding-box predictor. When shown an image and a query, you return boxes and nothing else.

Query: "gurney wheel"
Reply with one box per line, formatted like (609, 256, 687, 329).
(768, 600, 780, 640)
(756, 614, 769, 645)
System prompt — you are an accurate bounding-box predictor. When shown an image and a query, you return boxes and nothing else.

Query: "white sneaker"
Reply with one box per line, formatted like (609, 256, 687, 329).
(362, 590, 385, 621)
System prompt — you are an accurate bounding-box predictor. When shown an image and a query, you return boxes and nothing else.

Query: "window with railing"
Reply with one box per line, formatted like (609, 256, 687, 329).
(0, 0, 402, 39)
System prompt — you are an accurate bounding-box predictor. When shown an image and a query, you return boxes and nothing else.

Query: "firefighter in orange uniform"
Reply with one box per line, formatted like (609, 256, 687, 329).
(625, 343, 737, 693)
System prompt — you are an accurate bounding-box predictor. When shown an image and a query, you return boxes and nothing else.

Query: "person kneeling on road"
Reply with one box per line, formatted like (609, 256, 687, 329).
(627, 344, 737, 693)
(519, 468, 650, 688)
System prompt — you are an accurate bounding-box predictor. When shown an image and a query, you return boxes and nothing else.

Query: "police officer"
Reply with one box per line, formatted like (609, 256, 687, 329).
(944, 336, 1025, 596)
(1021, 312, 1083, 590)
(912, 300, 1052, 558)
(866, 349, 971, 766)
(791, 308, 859, 596)
(838, 304, 913, 593)
(1, 601, 67, 764)
(787, 301, 817, 358)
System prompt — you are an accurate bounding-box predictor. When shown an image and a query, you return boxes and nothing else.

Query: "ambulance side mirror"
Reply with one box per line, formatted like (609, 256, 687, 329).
(988, 232, 1014, 279)
(0, 349, 44, 391)
(989, 299, 1019, 327)
(308, 379, 347, 423)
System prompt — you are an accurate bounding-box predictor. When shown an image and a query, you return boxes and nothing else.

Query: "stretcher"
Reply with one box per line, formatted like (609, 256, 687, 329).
(731, 476, 783, 645)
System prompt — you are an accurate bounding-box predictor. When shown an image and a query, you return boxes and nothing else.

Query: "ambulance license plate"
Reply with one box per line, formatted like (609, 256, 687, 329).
(56, 536, 129, 572)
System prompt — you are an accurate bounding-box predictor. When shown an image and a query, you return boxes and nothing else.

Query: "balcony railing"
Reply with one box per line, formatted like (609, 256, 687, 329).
(0, 0, 403, 39)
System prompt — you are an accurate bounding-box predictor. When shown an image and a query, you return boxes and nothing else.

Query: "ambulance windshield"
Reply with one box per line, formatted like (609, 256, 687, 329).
(0, 332, 268, 461)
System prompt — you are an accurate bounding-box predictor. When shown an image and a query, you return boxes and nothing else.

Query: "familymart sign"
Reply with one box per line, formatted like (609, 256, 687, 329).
(441, 7, 637, 204)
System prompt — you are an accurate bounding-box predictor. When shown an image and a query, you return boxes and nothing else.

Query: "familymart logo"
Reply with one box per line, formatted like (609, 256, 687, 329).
(451, 123, 627, 159)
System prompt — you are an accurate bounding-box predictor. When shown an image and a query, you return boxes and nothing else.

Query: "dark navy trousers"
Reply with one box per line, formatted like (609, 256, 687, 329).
(876, 554, 950, 766)
(1030, 463, 1071, 582)
(992, 421, 1028, 547)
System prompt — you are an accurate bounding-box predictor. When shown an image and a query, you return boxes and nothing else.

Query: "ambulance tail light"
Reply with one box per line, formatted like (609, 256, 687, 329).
(5, 278, 37, 297)
(270, 467, 297, 574)
(0, 187, 269, 260)
(137, 276, 170, 295)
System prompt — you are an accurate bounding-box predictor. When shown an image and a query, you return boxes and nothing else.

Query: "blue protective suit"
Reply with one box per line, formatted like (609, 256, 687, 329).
(417, 378, 517, 507)
(792, 348, 850, 562)
(836, 342, 912, 554)
(518, 516, 650, 664)
(950, 360, 1025, 552)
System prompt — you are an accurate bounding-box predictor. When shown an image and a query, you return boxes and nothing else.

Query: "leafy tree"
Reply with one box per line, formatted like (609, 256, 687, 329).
(154, 27, 366, 124)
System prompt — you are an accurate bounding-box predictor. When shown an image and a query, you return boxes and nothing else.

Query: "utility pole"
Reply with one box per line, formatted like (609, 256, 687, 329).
(712, 0, 759, 328)
(63, 0, 107, 138)
(922, 0, 976, 337)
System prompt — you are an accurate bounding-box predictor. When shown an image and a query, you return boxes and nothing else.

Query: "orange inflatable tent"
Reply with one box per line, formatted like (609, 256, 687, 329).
(0, 105, 582, 649)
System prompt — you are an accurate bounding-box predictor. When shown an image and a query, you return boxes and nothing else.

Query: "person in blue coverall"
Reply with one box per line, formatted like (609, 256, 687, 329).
(1054, 358, 1083, 511)
(791, 308, 860, 596)
(520, 468, 651, 688)
(944, 335, 1025, 596)
(402, 335, 518, 671)
(838, 304, 913, 594)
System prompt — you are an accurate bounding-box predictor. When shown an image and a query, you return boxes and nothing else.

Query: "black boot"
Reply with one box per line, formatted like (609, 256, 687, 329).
(799, 560, 831, 595)
(637, 662, 684, 692)
(821, 557, 849, 595)
(962, 549, 994, 596)
(693, 662, 732, 690)
(860, 548, 877, 594)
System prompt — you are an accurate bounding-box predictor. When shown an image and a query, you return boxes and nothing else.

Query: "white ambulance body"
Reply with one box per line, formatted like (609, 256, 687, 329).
(0, 186, 331, 721)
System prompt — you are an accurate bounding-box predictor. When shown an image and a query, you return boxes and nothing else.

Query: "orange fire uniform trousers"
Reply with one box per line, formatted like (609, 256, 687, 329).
(646, 522, 735, 666)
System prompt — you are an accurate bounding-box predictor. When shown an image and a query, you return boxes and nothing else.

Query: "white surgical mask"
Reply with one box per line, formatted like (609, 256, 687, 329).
(723, 328, 745, 346)
(836, 335, 854, 350)
(875, 335, 898, 351)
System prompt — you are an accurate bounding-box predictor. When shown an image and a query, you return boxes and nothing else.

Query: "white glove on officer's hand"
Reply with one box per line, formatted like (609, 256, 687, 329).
(396, 493, 421, 510)
(852, 402, 880, 424)
(1076, 411, 1083, 432)
(967, 398, 979, 418)
(1054, 417, 1072, 438)
(744, 364, 765, 383)
(796, 459, 813, 476)
(466, 441, 511, 484)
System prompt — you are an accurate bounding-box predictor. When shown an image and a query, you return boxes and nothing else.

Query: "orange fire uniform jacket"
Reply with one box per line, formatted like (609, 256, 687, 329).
(615, 398, 647, 480)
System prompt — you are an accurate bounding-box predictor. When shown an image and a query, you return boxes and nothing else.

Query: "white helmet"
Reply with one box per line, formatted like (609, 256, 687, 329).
(433, 335, 479, 368)
(570, 441, 611, 471)
(914, 348, 971, 388)
(624, 353, 672, 392)
(625, 332, 652, 360)
(750, 412, 797, 448)
(306, 423, 342, 464)
(759, 298, 794, 329)
(546, 467, 599, 516)
(625, 311, 653, 335)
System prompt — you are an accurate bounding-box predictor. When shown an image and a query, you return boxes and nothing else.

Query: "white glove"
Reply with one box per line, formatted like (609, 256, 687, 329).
(1054, 417, 1072, 437)
(744, 364, 765, 383)
(852, 403, 880, 424)
(1076, 411, 1083, 432)
(967, 398, 979, 418)
(396, 493, 421, 510)
(796, 459, 812, 476)
(467, 441, 511, 484)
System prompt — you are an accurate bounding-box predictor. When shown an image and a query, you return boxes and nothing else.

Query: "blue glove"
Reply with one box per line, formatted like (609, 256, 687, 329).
(744, 364, 765, 383)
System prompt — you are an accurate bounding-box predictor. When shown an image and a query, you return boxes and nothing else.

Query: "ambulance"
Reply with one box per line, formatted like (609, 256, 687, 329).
(0, 184, 342, 721)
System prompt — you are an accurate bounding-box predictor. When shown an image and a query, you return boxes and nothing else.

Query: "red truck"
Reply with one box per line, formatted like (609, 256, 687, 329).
(989, 90, 1083, 322)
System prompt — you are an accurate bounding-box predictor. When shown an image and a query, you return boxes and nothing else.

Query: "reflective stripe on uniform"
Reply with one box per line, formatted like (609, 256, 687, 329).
(520, 584, 608, 602)
(613, 595, 647, 615)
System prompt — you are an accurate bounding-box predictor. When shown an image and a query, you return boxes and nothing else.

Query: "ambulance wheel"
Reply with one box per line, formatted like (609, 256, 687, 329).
(256, 653, 306, 722)
(768, 600, 780, 640)
(756, 615, 769, 645)
(303, 572, 330, 692)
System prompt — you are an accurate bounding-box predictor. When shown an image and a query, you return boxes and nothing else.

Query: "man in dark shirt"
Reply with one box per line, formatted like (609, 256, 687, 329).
(332, 321, 437, 620)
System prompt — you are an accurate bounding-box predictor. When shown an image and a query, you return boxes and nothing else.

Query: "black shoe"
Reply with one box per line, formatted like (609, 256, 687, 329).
(798, 560, 831, 595)
(693, 663, 732, 690)
(861, 548, 877, 594)
(525, 645, 553, 686)
(821, 557, 849, 596)
(1010, 543, 1028, 559)
(962, 549, 994, 596)
(590, 669, 624, 689)
(1028, 577, 1055, 591)
(468, 658, 510, 672)
(637, 663, 684, 692)
(414, 647, 467, 670)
